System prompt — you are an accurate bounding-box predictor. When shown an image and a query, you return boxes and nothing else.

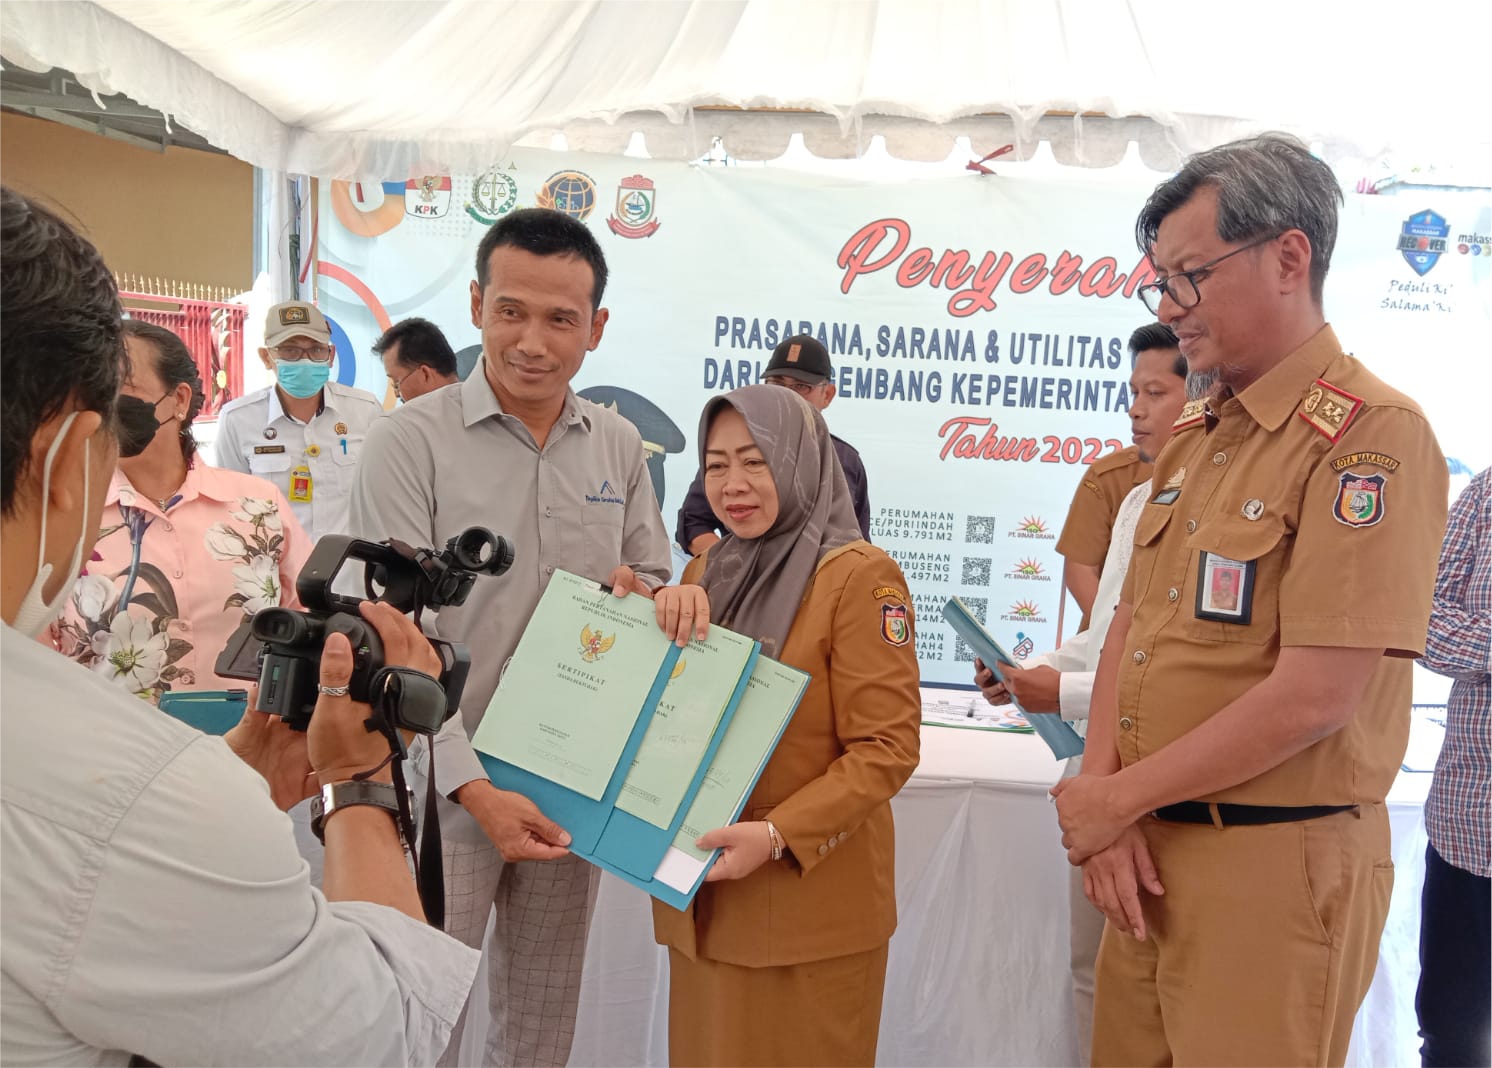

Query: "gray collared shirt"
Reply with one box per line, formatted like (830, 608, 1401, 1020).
(350, 372, 672, 839)
(0, 626, 479, 1067)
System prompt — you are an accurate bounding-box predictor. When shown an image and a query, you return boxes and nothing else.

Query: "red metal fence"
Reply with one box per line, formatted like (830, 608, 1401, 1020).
(117, 277, 247, 421)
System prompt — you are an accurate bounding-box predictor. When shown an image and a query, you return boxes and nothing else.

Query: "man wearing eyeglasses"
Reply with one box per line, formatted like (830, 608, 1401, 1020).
(1050, 133, 1448, 1067)
(376, 316, 461, 404)
(215, 302, 384, 542)
(675, 333, 871, 555)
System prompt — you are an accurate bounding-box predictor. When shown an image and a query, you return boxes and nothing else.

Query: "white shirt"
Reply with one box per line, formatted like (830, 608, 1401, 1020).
(350, 375, 672, 843)
(1028, 479, 1151, 732)
(215, 381, 385, 543)
(0, 625, 479, 1067)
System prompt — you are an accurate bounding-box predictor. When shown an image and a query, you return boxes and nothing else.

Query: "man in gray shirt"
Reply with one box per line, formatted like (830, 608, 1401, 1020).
(351, 208, 671, 1067)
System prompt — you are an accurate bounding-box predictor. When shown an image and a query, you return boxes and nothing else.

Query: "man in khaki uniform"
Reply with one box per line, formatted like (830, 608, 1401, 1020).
(1055, 326, 1162, 627)
(1051, 133, 1448, 1067)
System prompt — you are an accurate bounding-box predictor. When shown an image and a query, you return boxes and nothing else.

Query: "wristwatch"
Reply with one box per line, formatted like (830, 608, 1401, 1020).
(309, 780, 401, 842)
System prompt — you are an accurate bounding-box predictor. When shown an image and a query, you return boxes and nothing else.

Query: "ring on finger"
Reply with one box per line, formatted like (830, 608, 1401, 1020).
(318, 684, 351, 697)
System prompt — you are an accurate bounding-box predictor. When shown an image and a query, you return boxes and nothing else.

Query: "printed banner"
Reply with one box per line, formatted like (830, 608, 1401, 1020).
(315, 152, 1490, 686)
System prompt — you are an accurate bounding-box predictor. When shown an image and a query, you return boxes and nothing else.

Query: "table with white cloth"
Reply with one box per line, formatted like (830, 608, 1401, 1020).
(555, 692, 1437, 1067)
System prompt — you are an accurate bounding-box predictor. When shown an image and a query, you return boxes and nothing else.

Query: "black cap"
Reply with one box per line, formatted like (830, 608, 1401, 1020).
(763, 334, 832, 384)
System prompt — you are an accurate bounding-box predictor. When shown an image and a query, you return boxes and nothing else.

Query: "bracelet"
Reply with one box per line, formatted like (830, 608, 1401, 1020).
(765, 819, 784, 862)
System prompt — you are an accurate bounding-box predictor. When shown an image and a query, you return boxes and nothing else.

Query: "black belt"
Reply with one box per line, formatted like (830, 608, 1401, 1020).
(1152, 801, 1357, 827)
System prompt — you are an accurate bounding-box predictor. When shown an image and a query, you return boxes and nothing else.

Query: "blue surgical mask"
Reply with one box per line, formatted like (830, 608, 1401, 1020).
(275, 359, 330, 399)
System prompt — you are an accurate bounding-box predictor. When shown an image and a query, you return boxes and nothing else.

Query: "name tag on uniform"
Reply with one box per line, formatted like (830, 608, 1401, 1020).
(1195, 551, 1254, 625)
(253, 444, 286, 455)
(1152, 488, 1181, 506)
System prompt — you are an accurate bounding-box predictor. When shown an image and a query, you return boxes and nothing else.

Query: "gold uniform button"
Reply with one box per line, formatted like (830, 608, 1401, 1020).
(1167, 587, 1179, 602)
(1212, 451, 1227, 466)
(1133, 650, 1147, 664)
(1186, 519, 1198, 533)
(1119, 716, 1134, 731)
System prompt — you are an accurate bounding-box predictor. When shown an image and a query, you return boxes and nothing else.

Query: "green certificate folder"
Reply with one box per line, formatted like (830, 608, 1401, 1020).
(158, 689, 249, 735)
(615, 625, 759, 829)
(472, 570, 679, 800)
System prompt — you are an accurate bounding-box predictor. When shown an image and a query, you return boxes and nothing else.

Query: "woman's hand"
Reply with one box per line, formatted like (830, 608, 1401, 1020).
(698, 820, 773, 882)
(653, 584, 711, 647)
(225, 685, 317, 810)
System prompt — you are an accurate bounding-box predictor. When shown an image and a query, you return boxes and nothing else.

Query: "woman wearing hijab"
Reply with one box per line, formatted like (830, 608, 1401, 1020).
(651, 384, 921, 1067)
(51, 321, 311, 702)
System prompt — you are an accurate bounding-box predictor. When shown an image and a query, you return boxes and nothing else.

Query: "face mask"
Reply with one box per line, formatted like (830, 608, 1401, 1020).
(14, 411, 92, 638)
(275, 359, 331, 399)
(114, 393, 169, 458)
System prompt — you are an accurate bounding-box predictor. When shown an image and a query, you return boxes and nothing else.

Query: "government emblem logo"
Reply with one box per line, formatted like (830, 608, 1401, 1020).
(1397, 209, 1450, 276)
(1332, 471, 1386, 528)
(537, 170, 598, 221)
(466, 167, 519, 225)
(579, 625, 616, 663)
(607, 175, 661, 239)
(405, 175, 451, 218)
(880, 603, 910, 647)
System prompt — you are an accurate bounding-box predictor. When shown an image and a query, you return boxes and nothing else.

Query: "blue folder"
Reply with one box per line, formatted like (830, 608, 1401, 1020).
(941, 598, 1084, 760)
(479, 642, 764, 895)
(158, 689, 249, 735)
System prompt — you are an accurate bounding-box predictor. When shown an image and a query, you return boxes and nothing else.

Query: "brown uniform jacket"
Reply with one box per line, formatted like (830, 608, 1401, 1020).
(1057, 445, 1155, 569)
(653, 542, 922, 967)
(1117, 325, 1447, 806)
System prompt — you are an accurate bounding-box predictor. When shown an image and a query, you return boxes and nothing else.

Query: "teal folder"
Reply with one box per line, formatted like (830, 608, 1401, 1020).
(941, 597, 1084, 760)
(474, 571, 769, 900)
(158, 689, 249, 735)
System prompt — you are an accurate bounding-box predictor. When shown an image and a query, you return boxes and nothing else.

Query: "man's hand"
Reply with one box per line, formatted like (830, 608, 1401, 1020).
(1051, 773, 1133, 863)
(455, 779, 572, 862)
(698, 821, 773, 882)
(1005, 664, 1062, 713)
(224, 684, 317, 810)
(606, 565, 654, 600)
(1081, 823, 1165, 940)
(974, 657, 1012, 705)
(310, 601, 442, 786)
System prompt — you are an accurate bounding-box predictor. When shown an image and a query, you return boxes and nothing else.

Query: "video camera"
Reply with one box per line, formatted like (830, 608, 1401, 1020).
(216, 527, 514, 734)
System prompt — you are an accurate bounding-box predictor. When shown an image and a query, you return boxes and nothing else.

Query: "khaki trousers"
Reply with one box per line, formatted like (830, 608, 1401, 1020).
(1092, 804, 1393, 1067)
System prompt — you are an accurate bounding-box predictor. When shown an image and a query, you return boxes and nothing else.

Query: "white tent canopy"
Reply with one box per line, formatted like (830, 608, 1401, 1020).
(2, 0, 1488, 181)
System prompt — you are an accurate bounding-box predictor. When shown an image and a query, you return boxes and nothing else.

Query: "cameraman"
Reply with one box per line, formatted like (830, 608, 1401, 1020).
(0, 187, 478, 1066)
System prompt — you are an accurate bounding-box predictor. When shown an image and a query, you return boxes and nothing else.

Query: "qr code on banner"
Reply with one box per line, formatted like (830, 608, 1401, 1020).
(960, 597, 988, 623)
(954, 637, 976, 663)
(962, 557, 992, 586)
(965, 515, 997, 544)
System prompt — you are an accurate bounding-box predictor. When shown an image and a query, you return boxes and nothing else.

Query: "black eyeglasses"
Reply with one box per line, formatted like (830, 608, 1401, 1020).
(1136, 233, 1281, 315)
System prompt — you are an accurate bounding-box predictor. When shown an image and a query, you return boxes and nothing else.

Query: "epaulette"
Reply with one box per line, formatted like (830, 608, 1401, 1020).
(1298, 378, 1365, 443)
(1172, 398, 1207, 432)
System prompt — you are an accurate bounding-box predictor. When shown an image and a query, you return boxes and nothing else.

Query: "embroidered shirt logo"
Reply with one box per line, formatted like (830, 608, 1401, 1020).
(585, 480, 625, 506)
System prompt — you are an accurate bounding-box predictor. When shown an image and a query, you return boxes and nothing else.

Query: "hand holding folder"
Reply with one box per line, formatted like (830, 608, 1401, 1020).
(941, 598, 1084, 761)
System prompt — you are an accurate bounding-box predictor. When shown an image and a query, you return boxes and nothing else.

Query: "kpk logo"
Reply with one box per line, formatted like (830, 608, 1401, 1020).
(1398, 210, 1450, 276)
(1008, 515, 1054, 540)
(586, 480, 626, 506)
(405, 176, 451, 218)
(607, 175, 661, 239)
(1006, 557, 1052, 582)
(1001, 600, 1047, 624)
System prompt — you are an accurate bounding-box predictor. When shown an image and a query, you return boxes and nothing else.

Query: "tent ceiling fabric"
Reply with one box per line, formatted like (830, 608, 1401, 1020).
(2, 0, 1486, 180)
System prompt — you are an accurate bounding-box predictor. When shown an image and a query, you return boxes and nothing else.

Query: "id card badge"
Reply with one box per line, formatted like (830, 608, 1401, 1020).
(289, 464, 313, 503)
(1195, 551, 1254, 624)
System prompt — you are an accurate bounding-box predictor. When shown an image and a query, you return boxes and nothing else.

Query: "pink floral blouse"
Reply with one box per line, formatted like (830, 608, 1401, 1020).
(51, 463, 312, 702)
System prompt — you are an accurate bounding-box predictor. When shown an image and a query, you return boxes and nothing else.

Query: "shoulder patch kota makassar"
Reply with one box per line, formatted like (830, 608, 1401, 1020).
(1298, 378, 1365, 443)
(1172, 398, 1206, 432)
(1332, 470, 1386, 527)
(880, 602, 911, 647)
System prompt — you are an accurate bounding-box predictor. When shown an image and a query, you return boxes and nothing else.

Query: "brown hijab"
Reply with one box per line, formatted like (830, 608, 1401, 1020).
(697, 384, 863, 657)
